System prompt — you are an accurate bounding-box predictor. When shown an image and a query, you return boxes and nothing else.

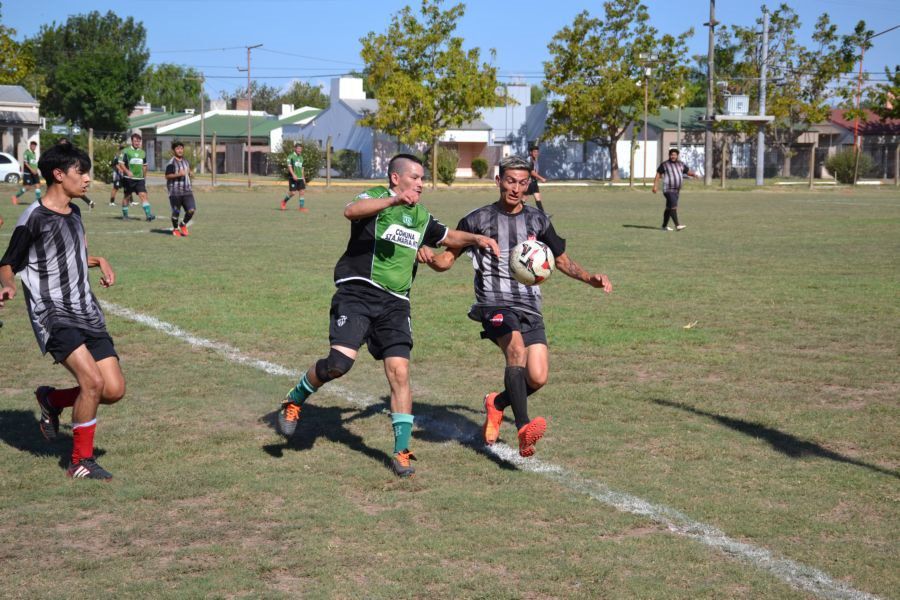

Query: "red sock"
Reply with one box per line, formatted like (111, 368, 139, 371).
(49, 387, 80, 409)
(71, 420, 96, 464)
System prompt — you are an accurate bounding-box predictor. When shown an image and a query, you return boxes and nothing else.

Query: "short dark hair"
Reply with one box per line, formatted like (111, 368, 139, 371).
(56, 137, 69, 145)
(29, 140, 37, 146)
(131, 132, 142, 140)
(293, 141, 303, 147)
(38, 143, 92, 187)
(498, 155, 531, 177)
(668, 148, 680, 155)
(529, 145, 539, 152)
(171, 140, 184, 150)
(387, 153, 423, 184)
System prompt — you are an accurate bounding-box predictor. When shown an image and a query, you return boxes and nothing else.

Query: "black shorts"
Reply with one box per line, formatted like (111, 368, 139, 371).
(328, 282, 412, 360)
(112, 172, 121, 190)
(23, 172, 40, 186)
(469, 305, 547, 347)
(169, 193, 196, 213)
(45, 326, 118, 364)
(289, 178, 306, 192)
(663, 191, 680, 209)
(526, 180, 540, 196)
(123, 179, 147, 196)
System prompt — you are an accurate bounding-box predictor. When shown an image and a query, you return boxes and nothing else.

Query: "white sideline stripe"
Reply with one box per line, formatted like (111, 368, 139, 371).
(101, 301, 880, 600)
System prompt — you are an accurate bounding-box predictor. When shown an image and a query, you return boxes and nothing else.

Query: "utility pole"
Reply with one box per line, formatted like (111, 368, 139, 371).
(639, 53, 657, 187)
(240, 44, 263, 188)
(704, 0, 717, 186)
(187, 75, 206, 174)
(756, 6, 768, 186)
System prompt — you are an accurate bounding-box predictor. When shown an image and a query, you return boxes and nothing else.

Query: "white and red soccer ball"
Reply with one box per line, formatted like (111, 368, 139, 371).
(510, 240, 555, 285)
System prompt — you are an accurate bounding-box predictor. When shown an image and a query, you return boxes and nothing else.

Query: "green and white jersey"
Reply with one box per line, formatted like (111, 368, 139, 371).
(287, 151, 304, 180)
(333, 185, 448, 299)
(121, 146, 146, 180)
(24, 149, 38, 174)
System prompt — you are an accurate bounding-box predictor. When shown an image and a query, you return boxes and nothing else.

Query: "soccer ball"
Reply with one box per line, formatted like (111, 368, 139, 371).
(510, 240, 555, 285)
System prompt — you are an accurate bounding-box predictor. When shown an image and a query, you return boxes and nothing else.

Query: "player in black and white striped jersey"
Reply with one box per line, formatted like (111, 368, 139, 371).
(165, 141, 196, 237)
(652, 148, 699, 231)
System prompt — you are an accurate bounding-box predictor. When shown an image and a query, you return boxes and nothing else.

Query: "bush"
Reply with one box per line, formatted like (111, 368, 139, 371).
(825, 149, 876, 184)
(92, 138, 126, 184)
(334, 149, 361, 178)
(436, 147, 459, 186)
(471, 157, 489, 179)
(273, 139, 324, 182)
(161, 143, 204, 174)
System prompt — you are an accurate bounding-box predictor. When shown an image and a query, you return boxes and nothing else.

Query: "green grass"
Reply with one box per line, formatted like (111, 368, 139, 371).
(0, 183, 897, 599)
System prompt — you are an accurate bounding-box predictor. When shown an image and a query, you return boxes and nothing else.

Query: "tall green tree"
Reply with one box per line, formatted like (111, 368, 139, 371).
(280, 80, 329, 109)
(142, 63, 204, 113)
(30, 11, 148, 132)
(359, 0, 501, 185)
(543, 1, 692, 180)
(222, 81, 283, 115)
(0, 6, 34, 85)
(868, 65, 900, 120)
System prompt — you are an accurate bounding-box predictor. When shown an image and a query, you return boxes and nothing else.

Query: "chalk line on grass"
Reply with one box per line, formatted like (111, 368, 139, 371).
(102, 301, 880, 600)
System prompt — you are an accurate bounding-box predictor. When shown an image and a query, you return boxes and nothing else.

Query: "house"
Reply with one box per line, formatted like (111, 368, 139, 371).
(828, 109, 900, 179)
(0, 85, 41, 165)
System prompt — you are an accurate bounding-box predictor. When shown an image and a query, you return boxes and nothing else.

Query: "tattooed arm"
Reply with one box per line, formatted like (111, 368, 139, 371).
(555, 253, 612, 293)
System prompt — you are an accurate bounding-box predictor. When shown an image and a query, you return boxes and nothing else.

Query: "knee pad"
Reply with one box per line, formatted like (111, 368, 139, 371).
(171, 208, 181, 218)
(315, 349, 355, 382)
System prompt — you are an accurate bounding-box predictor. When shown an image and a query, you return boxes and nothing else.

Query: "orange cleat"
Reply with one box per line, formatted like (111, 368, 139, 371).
(391, 449, 417, 477)
(172, 229, 182, 237)
(11, 195, 18, 205)
(280, 200, 287, 211)
(298, 207, 309, 213)
(179, 224, 189, 236)
(482, 392, 503, 445)
(517, 417, 546, 457)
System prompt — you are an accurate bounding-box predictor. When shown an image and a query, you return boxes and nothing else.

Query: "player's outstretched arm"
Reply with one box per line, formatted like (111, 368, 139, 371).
(441, 230, 500, 257)
(87, 256, 115, 288)
(420, 247, 461, 272)
(0, 264, 16, 307)
(555, 253, 612, 293)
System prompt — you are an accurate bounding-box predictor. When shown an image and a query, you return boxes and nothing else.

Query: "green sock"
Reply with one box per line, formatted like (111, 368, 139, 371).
(287, 373, 317, 405)
(122, 206, 129, 218)
(283, 195, 291, 202)
(391, 413, 414, 454)
(142, 203, 152, 218)
(15, 188, 25, 198)
(299, 196, 305, 208)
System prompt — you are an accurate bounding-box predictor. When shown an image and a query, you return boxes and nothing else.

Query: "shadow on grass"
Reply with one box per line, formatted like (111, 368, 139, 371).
(413, 402, 518, 471)
(651, 398, 899, 480)
(150, 228, 176, 235)
(0, 409, 106, 470)
(622, 224, 663, 230)
(260, 401, 394, 473)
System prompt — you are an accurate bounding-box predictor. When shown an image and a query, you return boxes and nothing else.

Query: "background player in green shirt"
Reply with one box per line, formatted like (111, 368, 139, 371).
(280, 141, 307, 212)
(12, 141, 41, 205)
(117, 133, 156, 221)
(275, 154, 499, 477)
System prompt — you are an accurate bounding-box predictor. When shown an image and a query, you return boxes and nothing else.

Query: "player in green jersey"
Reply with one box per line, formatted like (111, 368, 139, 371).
(117, 133, 156, 221)
(275, 153, 500, 477)
(280, 141, 307, 212)
(12, 141, 42, 206)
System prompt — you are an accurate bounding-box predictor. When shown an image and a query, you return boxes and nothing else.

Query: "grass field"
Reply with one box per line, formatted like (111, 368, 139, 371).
(0, 181, 897, 599)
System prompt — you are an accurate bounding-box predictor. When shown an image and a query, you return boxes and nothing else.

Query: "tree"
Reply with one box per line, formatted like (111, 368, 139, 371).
(0, 8, 34, 85)
(222, 81, 283, 115)
(543, 2, 692, 181)
(530, 85, 546, 105)
(142, 63, 204, 112)
(280, 80, 329, 109)
(868, 65, 900, 120)
(30, 11, 148, 132)
(359, 0, 501, 186)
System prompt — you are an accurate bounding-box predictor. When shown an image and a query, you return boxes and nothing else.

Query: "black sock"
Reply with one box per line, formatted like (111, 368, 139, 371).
(81, 196, 92, 205)
(662, 209, 670, 227)
(502, 366, 530, 430)
(495, 382, 540, 411)
(535, 200, 545, 213)
(670, 209, 680, 227)
(171, 217, 179, 230)
(182, 211, 194, 225)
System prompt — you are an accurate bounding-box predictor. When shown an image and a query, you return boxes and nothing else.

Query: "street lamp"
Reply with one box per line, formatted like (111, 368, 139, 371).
(638, 52, 658, 186)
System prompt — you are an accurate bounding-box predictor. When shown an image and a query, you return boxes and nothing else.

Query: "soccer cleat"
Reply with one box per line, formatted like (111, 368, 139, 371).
(35, 386, 61, 441)
(391, 449, 417, 477)
(661, 226, 673, 231)
(277, 400, 302, 437)
(108, 200, 116, 207)
(172, 229, 182, 237)
(280, 200, 287, 211)
(482, 392, 503, 445)
(517, 417, 547, 457)
(67, 457, 113, 481)
(130, 201, 139, 206)
(179, 224, 189, 237)
(676, 225, 687, 231)
(298, 207, 309, 213)
(146, 214, 156, 222)
(11, 195, 18, 205)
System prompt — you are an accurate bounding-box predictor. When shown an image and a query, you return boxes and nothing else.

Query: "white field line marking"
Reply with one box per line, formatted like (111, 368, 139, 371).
(102, 301, 880, 600)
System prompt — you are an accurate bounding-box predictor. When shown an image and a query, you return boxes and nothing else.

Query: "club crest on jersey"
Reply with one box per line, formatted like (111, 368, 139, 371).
(336, 315, 347, 327)
(381, 224, 421, 249)
(402, 214, 414, 226)
(490, 313, 504, 327)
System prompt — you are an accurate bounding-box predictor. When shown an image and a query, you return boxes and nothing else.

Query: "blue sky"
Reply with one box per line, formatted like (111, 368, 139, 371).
(5, 0, 897, 99)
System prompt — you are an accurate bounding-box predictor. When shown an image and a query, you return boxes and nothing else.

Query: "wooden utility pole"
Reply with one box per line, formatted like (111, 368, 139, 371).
(211, 132, 217, 187)
(242, 44, 263, 188)
(88, 128, 94, 181)
(808, 142, 817, 189)
(756, 6, 769, 186)
(326, 135, 332, 188)
(704, 0, 717, 186)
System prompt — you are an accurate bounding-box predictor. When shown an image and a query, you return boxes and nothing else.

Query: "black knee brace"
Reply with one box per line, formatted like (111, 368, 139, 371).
(315, 349, 355, 383)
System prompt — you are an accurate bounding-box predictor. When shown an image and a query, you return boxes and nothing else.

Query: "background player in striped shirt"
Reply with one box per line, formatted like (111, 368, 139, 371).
(165, 141, 196, 237)
(0, 143, 126, 480)
(652, 148, 699, 231)
(525, 145, 547, 213)
(421, 155, 612, 457)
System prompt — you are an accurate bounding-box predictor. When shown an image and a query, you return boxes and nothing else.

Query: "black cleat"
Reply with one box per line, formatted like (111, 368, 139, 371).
(35, 386, 61, 441)
(67, 457, 113, 481)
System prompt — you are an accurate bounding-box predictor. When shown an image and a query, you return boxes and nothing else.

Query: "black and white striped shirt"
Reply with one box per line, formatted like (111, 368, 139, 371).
(0, 201, 107, 353)
(165, 157, 192, 196)
(656, 159, 690, 192)
(456, 203, 566, 316)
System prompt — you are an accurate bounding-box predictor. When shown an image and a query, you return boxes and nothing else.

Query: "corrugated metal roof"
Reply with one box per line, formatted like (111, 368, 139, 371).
(277, 108, 323, 124)
(342, 98, 379, 115)
(130, 111, 194, 129)
(646, 107, 707, 131)
(162, 113, 279, 139)
(0, 85, 38, 105)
